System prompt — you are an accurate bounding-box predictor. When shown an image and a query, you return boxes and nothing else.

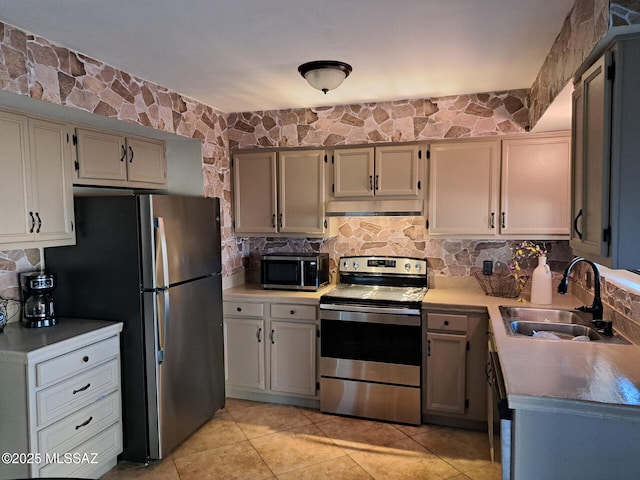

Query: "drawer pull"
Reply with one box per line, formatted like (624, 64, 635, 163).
(73, 383, 91, 395)
(83, 355, 89, 362)
(75, 416, 93, 430)
(236, 307, 242, 312)
(290, 310, 295, 315)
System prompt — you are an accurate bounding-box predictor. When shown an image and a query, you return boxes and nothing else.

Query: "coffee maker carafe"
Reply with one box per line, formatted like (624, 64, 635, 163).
(20, 272, 57, 328)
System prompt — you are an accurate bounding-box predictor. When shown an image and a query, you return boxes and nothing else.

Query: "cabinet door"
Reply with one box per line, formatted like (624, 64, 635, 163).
(232, 152, 277, 234)
(270, 320, 317, 396)
(500, 136, 570, 236)
(374, 145, 420, 196)
(333, 147, 375, 197)
(278, 150, 325, 235)
(570, 55, 611, 258)
(0, 111, 33, 244)
(28, 119, 75, 244)
(126, 137, 166, 185)
(75, 128, 127, 182)
(223, 318, 266, 390)
(426, 332, 467, 415)
(429, 141, 500, 235)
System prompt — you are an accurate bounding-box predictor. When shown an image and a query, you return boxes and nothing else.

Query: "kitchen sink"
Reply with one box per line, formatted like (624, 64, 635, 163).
(500, 307, 584, 324)
(500, 306, 631, 344)
(510, 320, 601, 340)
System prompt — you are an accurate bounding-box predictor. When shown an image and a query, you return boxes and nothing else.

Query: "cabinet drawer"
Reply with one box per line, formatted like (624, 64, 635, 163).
(270, 303, 316, 321)
(39, 422, 122, 478)
(427, 313, 467, 333)
(223, 301, 264, 317)
(38, 391, 121, 454)
(36, 360, 120, 426)
(36, 336, 119, 387)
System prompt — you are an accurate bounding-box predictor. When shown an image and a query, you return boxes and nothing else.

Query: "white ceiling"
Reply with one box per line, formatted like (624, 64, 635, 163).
(0, 0, 574, 124)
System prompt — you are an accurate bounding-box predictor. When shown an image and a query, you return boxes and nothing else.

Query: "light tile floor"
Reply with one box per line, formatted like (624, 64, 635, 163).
(102, 399, 501, 480)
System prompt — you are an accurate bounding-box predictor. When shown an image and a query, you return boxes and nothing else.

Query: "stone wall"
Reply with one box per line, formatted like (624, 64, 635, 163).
(529, 0, 640, 128)
(0, 20, 236, 302)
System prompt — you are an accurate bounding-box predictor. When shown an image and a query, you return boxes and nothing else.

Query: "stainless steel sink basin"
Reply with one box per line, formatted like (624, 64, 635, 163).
(510, 320, 601, 341)
(499, 306, 631, 344)
(501, 307, 584, 324)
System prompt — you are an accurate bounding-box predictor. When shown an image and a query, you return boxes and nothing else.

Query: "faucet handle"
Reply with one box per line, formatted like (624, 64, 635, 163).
(591, 319, 613, 337)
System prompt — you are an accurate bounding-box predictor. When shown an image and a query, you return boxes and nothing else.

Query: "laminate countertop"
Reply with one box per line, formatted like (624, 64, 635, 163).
(0, 318, 123, 364)
(423, 288, 640, 418)
(225, 283, 640, 417)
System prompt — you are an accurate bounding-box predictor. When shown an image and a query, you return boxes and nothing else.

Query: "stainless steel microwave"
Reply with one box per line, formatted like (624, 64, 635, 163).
(261, 253, 329, 291)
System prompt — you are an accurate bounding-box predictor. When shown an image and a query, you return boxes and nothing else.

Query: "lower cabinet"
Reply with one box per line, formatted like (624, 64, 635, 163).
(423, 310, 488, 427)
(0, 319, 123, 480)
(223, 300, 318, 405)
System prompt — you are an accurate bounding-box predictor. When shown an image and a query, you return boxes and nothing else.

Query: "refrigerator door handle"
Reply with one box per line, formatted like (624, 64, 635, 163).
(155, 216, 171, 364)
(154, 216, 170, 288)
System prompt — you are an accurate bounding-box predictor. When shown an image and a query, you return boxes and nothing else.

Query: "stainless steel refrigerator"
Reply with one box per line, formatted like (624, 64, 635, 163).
(45, 194, 225, 462)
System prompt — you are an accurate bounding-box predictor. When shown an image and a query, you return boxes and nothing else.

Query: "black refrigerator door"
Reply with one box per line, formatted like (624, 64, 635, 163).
(144, 274, 225, 459)
(139, 195, 221, 290)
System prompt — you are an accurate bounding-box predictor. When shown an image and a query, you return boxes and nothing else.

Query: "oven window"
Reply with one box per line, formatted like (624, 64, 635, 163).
(321, 319, 421, 365)
(263, 261, 300, 285)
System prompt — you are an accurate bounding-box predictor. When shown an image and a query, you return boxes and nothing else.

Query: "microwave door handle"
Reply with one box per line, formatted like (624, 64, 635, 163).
(299, 261, 305, 285)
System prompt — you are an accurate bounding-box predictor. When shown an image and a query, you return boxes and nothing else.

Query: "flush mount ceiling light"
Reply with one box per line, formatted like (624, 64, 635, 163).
(298, 60, 352, 94)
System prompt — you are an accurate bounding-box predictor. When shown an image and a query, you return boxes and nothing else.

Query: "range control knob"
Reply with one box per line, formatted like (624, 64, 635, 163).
(342, 260, 350, 269)
(404, 262, 411, 271)
(353, 261, 359, 269)
(415, 263, 422, 271)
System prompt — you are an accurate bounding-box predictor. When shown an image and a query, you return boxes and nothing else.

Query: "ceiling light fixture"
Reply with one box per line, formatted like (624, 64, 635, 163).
(298, 60, 352, 94)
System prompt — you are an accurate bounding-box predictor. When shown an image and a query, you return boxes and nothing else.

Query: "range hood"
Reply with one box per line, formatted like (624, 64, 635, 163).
(325, 199, 424, 217)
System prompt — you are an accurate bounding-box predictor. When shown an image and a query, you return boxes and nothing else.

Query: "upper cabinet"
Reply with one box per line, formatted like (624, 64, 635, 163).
(428, 134, 571, 238)
(333, 144, 422, 198)
(74, 127, 167, 189)
(428, 140, 501, 236)
(570, 35, 640, 269)
(232, 149, 335, 237)
(0, 110, 75, 249)
(500, 135, 571, 236)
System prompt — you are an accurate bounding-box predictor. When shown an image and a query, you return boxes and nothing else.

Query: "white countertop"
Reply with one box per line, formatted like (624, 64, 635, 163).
(225, 283, 640, 418)
(423, 288, 640, 418)
(0, 318, 123, 364)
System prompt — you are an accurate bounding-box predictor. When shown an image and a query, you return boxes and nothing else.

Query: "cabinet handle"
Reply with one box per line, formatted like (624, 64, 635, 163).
(369, 175, 373, 190)
(375, 174, 379, 190)
(279, 213, 283, 228)
(120, 145, 126, 162)
(75, 416, 93, 430)
(573, 209, 583, 239)
(257, 327, 262, 343)
(501, 212, 506, 229)
(490, 212, 495, 229)
(444, 320, 449, 326)
(272, 214, 276, 228)
(73, 383, 91, 395)
(427, 339, 431, 357)
(82, 355, 89, 363)
(129, 145, 134, 163)
(28, 212, 35, 233)
(35, 212, 42, 233)
(270, 329, 275, 344)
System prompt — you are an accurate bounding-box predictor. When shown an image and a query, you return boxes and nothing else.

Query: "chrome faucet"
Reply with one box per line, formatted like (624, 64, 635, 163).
(557, 257, 612, 336)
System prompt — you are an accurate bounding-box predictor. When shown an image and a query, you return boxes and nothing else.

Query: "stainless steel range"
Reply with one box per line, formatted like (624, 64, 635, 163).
(319, 256, 428, 425)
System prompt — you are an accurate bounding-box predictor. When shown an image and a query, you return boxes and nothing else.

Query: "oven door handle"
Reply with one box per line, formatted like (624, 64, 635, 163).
(319, 303, 422, 317)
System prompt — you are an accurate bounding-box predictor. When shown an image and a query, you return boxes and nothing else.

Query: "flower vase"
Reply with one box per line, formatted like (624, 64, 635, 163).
(530, 255, 552, 305)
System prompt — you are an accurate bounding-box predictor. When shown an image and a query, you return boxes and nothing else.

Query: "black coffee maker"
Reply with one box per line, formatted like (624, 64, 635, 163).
(20, 272, 57, 328)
